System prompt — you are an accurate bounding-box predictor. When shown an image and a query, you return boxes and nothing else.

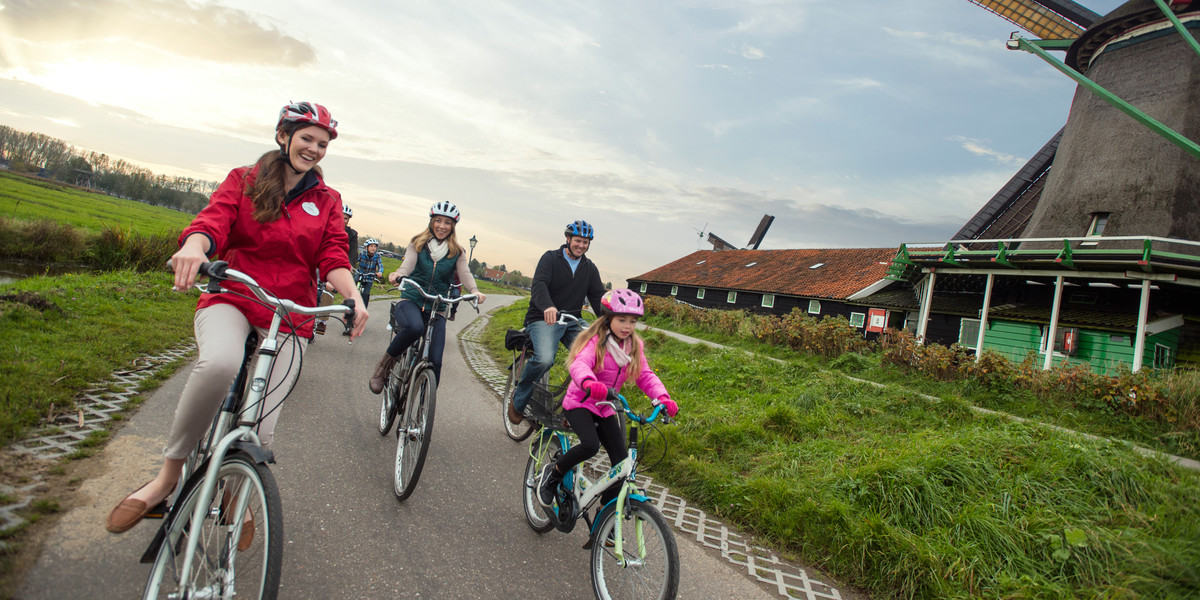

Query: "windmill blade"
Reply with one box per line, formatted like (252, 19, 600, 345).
(965, 0, 1099, 40)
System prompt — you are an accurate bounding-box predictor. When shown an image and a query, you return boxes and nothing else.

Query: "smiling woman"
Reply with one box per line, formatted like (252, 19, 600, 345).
(104, 101, 370, 537)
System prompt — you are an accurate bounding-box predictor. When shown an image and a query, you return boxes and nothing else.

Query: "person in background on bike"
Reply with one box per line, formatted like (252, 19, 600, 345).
(105, 101, 369, 534)
(368, 201, 486, 393)
(538, 289, 677, 508)
(315, 203, 357, 335)
(356, 238, 384, 307)
(508, 219, 606, 425)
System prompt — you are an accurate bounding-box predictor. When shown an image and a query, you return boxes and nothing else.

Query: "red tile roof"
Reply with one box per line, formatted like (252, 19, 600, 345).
(481, 268, 507, 280)
(630, 248, 898, 300)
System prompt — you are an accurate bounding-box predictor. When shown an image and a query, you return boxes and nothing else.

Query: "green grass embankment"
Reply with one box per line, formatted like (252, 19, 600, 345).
(483, 299, 1200, 599)
(0, 270, 196, 445)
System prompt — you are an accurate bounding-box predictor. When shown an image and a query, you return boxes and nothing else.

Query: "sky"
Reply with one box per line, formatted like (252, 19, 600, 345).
(0, 0, 1129, 287)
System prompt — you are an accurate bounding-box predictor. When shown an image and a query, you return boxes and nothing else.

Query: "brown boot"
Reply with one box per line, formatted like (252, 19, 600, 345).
(369, 353, 397, 394)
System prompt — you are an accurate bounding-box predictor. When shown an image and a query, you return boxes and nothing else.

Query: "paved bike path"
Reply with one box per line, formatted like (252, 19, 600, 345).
(17, 295, 797, 599)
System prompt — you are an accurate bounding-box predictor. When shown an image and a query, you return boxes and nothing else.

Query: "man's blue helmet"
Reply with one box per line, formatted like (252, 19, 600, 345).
(565, 220, 594, 240)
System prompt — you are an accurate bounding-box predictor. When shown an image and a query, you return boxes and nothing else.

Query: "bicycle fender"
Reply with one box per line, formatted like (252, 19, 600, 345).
(588, 492, 650, 538)
(231, 440, 275, 464)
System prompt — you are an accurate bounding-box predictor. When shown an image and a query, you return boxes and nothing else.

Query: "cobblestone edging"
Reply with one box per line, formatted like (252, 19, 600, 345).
(0, 343, 196, 536)
(458, 316, 844, 600)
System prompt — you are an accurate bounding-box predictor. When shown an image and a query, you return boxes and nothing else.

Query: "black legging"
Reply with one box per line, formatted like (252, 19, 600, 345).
(556, 407, 628, 506)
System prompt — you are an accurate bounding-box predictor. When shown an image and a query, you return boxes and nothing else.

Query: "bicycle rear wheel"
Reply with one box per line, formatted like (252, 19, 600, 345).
(378, 348, 411, 436)
(394, 367, 437, 501)
(522, 433, 562, 533)
(590, 498, 680, 600)
(502, 352, 536, 442)
(144, 453, 282, 600)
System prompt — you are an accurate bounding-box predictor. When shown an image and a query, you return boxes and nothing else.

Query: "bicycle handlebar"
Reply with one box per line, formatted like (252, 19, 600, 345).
(186, 260, 357, 324)
(601, 390, 671, 425)
(389, 277, 480, 312)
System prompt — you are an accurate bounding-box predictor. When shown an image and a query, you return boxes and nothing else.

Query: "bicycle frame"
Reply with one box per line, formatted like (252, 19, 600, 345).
(145, 260, 355, 595)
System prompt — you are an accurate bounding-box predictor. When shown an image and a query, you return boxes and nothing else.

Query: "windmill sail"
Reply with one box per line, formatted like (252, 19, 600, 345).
(965, 0, 1099, 39)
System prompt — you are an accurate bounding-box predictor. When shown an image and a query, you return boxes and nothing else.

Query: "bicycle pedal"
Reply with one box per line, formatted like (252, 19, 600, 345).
(144, 500, 170, 520)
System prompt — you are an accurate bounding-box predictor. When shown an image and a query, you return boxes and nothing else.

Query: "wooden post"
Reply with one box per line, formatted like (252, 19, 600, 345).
(916, 271, 936, 345)
(975, 273, 994, 362)
(1132, 281, 1152, 372)
(1043, 275, 1064, 370)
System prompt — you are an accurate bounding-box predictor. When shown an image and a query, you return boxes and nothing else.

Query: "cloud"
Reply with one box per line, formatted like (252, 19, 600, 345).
(0, 0, 315, 65)
(739, 43, 766, 59)
(950, 136, 1026, 167)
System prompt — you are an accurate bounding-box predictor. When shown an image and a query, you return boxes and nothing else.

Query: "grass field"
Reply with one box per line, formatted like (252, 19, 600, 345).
(484, 299, 1200, 599)
(0, 171, 194, 235)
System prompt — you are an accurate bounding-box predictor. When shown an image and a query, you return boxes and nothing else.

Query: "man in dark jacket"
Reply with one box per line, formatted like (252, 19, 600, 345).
(509, 220, 606, 424)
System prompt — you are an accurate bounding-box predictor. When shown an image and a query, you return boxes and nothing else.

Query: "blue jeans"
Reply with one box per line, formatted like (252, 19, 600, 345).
(358, 278, 375, 307)
(511, 319, 584, 412)
(386, 300, 446, 383)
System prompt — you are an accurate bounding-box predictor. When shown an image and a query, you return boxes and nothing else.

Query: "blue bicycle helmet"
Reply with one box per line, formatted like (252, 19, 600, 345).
(564, 220, 594, 240)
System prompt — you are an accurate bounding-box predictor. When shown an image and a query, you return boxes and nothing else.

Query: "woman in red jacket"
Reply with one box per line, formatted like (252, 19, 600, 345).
(105, 102, 369, 534)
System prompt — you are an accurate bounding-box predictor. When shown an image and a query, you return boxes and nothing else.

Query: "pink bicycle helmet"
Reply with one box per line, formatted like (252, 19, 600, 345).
(277, 101, 338, 139)
(601, 288, 644, 317)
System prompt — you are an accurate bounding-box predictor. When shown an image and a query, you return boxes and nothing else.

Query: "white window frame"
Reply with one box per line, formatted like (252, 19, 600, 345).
(727, 291, 737, 304)
(1039, 327, 1069, 357)
(807, 299, 821, 315)
(958, 318, 981, 349)
(761, 294, 774, 308)
(849, 312, 866, 328)
(1081, 212, 1110, 246)
(696, 288, 705, 300)
(639, 282, 647, 293)
(670, 285, 678, 296)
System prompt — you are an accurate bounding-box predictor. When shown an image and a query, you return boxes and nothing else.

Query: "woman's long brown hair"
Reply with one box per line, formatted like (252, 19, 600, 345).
(244, 123, 324, 223)
(567, 314, 644, 381)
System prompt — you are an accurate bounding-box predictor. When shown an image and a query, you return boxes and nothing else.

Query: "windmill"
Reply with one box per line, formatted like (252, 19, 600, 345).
(957, 0, 1200, 249)
(692, 222, 709, 249)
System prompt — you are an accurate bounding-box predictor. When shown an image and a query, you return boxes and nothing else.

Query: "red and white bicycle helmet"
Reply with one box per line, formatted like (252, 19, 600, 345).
(601, 288, 644, 317)
(430, 201, 460, 222)
(277, 101, 338, 139)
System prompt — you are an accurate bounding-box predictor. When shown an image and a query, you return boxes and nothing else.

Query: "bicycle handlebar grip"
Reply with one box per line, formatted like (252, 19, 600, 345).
(198, 261, 229, 280)
(341, 298, 356, 329)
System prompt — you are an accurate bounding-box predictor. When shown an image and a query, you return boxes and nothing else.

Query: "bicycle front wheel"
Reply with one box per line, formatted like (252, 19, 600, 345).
(394, 367, 437, 501)
(522, 433, 563, 533)
(144, 453, 282, 600)
(590, 498, 680, 600)
(502, 352, 536, 442)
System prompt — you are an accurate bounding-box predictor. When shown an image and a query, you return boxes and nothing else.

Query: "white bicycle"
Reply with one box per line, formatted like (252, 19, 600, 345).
(140, 260, 356, 600)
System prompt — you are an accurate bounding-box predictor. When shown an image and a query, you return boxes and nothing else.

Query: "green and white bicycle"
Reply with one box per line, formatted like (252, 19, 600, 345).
(522, 390, 680, 600)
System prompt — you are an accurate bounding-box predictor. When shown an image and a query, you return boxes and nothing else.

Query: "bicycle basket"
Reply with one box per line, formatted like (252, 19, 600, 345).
(504, 329, 530, 351)
(525, 380, 568, 426)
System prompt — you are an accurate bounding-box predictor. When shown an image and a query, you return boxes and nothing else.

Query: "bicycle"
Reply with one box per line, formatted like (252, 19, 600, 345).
(140, 260, 356, 600)
(501, 312, 586, 442)
(376, 277, 478, 501)
(522, 390, 680, 600)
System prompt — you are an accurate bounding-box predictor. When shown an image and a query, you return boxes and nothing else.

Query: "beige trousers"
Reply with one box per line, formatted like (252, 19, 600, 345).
(165, 303, 307, 459)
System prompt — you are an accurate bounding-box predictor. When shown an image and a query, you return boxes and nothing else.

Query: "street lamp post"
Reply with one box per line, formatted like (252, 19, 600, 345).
(468, 235, 477, 265)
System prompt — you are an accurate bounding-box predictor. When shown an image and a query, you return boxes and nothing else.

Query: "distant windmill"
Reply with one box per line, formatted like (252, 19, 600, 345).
(700, 214, 776, 251)
(692, 222, 709, 249)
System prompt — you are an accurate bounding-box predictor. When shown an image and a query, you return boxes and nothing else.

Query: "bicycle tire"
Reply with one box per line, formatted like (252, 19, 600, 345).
(393, 367, 437, 501)
(502, 352, 536, 442)
(144, 453, 283, 600)
(590, 498, 680, 600)
(378, 350, 408, 436)
(522, 433, 562, 533)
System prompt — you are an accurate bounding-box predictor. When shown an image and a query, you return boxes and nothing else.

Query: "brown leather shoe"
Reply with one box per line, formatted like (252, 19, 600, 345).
(106, 480, 168, 533)
(221, 490, 255, 552)
(369, 353, 397, 394)
(507, 401, 523, 425)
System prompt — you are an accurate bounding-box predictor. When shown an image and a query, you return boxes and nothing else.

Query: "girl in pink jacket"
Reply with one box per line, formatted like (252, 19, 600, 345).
(537, 289, 678, 508)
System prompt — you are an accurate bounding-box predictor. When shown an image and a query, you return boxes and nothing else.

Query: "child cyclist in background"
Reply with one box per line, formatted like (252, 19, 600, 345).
(356, 238, 384, 307)
(538, 288, 679, 508)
